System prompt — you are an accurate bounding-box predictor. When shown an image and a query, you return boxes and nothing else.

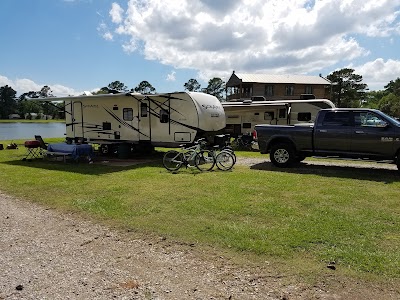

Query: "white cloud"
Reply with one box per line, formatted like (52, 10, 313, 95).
(352, 58, 400, 90)
(0, 75, 83, 97)
(0, 75, 13, 87)
(110, 3, 124, 24)
(107, 0, 400, 79)
(103, 32, 113, 41)
(166, 71, 176, 81)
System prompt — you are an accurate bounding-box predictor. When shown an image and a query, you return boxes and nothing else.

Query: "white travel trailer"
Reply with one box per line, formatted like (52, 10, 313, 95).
(41, 91, 225, 153)
(222, 99, 335, 137)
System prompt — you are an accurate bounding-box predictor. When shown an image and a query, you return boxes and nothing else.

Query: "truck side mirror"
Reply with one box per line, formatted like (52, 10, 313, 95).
(378, 121, 389, 128)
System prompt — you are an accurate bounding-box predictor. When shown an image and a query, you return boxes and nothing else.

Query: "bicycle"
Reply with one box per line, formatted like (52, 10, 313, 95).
(231, 133, 255, 151)
(209, 134, 236, 170)
(213, 134, 237, 163)
(210, 146, 236, 171)
(162, 138, 215, 172)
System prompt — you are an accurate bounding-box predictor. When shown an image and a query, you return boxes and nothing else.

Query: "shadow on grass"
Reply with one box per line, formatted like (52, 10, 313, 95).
(250, 161, 399, 183)
(1, 155, 164, 175)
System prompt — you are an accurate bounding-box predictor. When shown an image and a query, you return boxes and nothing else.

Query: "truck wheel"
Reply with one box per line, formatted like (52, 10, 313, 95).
(270, 143, 295, 167)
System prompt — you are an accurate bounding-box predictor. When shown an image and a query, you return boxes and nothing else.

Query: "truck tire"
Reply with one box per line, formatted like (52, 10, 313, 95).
(270, 143, 295, 167)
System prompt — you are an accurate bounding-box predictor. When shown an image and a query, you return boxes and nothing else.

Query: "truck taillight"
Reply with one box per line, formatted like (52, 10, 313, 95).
(252, 130, 257, 140)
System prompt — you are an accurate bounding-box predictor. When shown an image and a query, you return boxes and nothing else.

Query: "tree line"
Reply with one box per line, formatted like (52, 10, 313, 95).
(1, 70, 400, 119)
(94, 78, 226, 100)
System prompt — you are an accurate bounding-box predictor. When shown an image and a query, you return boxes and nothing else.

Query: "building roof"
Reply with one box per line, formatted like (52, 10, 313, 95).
(227, 72, 331, 86)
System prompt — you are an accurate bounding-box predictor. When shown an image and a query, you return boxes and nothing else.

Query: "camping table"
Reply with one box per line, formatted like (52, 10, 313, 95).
(22, 140, 43, 160)
(47, 143, 94, 162)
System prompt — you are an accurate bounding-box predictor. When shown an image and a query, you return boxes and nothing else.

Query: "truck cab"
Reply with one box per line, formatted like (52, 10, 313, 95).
(314, 109, 400, 159)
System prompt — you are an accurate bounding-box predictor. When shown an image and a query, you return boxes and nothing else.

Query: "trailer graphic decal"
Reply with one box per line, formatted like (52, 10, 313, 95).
(129, 93, 201, 132)
(104, 107, 150, 138)
(136, 95, 200, 132)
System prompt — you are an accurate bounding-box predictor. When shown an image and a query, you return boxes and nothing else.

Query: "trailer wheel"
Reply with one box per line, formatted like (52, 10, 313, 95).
(270, 143, 295, 167)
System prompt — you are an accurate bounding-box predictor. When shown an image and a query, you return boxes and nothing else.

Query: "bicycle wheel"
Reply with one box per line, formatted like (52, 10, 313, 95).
(163, 150, 184, 171)
(222, 147, 236, 163)
(195, 150, 215, 171)
(216, 151, 235, 171)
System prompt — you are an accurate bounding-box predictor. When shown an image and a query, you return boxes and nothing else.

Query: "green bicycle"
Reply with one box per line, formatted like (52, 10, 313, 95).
(162, 138, 215, 172)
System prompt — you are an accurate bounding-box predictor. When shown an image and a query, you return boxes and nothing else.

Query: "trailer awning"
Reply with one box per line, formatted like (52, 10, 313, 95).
(222, 101, 289, 108)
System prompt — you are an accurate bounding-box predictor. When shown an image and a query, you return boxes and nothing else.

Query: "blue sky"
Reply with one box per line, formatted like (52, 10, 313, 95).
(1, 0, 400, 96)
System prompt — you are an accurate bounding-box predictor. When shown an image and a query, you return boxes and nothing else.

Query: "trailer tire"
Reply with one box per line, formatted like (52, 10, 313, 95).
(270, 143, 295, 167)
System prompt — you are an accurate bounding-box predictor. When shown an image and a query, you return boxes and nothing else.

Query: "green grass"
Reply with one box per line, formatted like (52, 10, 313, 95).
(1, 138, 400, 281)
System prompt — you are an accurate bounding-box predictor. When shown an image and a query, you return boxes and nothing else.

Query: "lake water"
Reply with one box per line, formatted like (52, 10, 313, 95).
(0, 122, 66, 141)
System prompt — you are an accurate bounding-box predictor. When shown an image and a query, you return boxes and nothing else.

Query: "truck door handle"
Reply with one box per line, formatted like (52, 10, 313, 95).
(355, 130, 364, 134)
(319, 129, 327, 133)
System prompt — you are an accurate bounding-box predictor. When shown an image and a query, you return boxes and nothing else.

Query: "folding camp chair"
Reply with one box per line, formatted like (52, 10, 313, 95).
(34, 135, 48, 150)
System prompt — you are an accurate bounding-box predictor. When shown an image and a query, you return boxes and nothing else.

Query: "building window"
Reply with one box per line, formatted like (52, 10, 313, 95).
(265, 85, 274, 97)
(285, 85, 294, 96)
(242, 86, 252, 97)
(123, 108, 133, 121)
(305, 85, 313, 94)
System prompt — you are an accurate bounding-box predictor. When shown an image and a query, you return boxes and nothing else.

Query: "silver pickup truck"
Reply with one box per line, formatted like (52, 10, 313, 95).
(255, 108, 400, 171)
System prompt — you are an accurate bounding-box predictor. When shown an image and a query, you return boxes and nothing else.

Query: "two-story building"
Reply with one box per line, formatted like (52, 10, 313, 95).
(225, 71, 331, 101)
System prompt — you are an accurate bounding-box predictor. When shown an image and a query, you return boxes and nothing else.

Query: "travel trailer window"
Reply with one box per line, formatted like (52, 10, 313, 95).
(243, 123, 252, 129)
(123, 108, 133, 121)
(279, 108, 286, 118)
(297, 112, 311, 122)
(160, 109, 169, 123)
(264, 111, 275, 121)
(103, 122, 111, 130)
(140, 103, 148, 117)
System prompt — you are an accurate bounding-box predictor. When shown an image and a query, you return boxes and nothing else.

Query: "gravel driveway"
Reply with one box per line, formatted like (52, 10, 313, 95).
(0, 191, 302, 300)
(1, 158, 399, 299)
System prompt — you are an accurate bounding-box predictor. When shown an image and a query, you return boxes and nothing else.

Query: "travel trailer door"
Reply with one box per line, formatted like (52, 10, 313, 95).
(72, 101, 84, 138)
(138, 99, 151, 141)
